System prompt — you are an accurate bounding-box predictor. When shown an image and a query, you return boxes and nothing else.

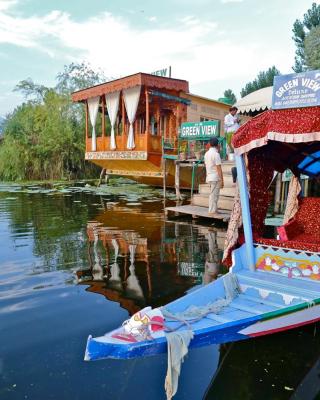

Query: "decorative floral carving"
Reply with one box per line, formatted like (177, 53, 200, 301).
(85, 151, 147, 160)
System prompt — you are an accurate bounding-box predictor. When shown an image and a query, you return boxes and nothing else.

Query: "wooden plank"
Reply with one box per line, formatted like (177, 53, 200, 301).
(165, 205, 230, 221)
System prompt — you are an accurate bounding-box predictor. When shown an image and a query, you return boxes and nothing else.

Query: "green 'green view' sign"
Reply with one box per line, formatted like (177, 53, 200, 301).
(180, 121, 220, 140)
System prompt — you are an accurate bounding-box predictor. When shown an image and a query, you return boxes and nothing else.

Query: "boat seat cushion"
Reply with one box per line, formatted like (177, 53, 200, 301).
(257, 197, 320, 252)
(277, 219, 304, 241)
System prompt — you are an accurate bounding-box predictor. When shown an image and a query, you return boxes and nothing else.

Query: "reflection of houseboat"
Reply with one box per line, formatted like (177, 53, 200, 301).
(71, 73, 230, 188)
(77, 207, 226, 315)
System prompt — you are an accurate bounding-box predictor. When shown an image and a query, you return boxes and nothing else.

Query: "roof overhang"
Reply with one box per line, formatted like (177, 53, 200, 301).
(72, 73, 189, 102)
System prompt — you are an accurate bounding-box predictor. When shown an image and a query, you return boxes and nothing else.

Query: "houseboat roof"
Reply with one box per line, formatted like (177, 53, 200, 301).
(185, 92, 231, 107)
(72, 72, 189, 102)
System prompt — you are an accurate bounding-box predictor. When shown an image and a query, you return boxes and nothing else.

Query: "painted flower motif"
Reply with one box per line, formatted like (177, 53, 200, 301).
(279, 266, 289, 275)
(292, 268, 302, 277)
(271, 262, 280, 271)
(302, 269, 312, 277)
(265, 257, 272, 266)
(312, 265, 320, 274)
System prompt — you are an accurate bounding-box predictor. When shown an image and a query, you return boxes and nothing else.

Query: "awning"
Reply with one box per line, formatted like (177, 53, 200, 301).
(232, 106, 320, 156)
(235, 86, 273, 114)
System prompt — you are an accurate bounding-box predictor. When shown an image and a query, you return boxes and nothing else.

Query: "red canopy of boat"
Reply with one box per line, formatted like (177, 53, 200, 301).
(232, 106, 320, 156)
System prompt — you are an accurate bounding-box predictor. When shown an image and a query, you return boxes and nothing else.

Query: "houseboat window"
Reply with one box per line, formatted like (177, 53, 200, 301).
(151, 116, 158, 136)
(200, 116, 215, 122)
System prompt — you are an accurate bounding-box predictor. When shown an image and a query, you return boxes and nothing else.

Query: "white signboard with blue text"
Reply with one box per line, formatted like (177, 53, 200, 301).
(272, 70, 320, 110)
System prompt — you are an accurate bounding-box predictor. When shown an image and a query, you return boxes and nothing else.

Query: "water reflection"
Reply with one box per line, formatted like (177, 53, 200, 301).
(205, 324, 320, 400)
(77, 214, 226, 315)
(2, 184, 320, 399)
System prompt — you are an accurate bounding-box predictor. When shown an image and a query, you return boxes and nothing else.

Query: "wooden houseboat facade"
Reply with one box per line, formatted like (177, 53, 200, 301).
(72, 73, 230, 188)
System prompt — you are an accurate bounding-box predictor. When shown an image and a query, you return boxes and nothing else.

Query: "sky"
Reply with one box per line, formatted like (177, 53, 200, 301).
(0, 0, 319, 116)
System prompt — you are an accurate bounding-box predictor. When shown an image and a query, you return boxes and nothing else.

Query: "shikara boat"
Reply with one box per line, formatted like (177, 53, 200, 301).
(84, 105, 320, 362)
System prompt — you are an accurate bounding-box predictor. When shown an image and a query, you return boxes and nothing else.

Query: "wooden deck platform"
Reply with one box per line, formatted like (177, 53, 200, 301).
(165, 205, 230, 222)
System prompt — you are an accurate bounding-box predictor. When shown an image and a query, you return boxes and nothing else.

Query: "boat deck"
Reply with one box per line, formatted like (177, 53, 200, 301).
(164, 270, 320, 333)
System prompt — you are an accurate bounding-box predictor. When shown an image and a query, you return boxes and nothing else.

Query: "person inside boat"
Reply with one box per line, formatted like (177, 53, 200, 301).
(204, 137, 224, 217)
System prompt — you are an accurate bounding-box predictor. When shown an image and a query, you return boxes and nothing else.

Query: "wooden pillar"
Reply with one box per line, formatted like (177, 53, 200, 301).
(145, 88, 149, 133)
(98, 168, 106, 187)
(175, 160, 182, 200)
(101, 95, 106, 139)
(274, 173, 282, 215)
(235, 154, 255, 271)
(85, 101, 89, 144)
(145, 88, 149, 151)
(163, 157, 166, 199)
(101, 95, 105, 138)
(122, 95, 125, 136)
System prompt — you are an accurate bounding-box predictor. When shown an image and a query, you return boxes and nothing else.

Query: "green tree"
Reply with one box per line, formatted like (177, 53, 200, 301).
(0, 62, 105, 181)
(223, 89, 237, 105)
(292, 2, 320, 72)
(56, 62, 107, 94)
(305, 25, 320, 69)
(240, 66, 280, 98)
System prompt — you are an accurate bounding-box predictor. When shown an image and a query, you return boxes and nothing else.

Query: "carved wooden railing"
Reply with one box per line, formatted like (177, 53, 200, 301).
(86, 132, 163, 154)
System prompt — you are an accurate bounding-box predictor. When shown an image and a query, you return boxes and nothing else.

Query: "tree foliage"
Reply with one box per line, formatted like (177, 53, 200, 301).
(223, 89, 237, 105)
(0, 62, 105, 181)
(292, 2, 320, 72)
(305, 25, 320, 70)
(240, 66, 280, 98)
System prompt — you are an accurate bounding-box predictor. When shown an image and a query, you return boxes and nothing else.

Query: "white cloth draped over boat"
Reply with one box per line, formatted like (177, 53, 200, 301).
(165, 330, 194, 400)
(123, 86, 141, 150)
(105, 91, 120, 150)
(87, 96, 100, 152)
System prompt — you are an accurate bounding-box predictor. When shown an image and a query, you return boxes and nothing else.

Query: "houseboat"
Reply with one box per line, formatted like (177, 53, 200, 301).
(71, 73, 231, 188)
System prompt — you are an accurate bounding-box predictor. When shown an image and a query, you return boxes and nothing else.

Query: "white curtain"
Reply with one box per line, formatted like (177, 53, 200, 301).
(123, 86, 141, 150)
(105, 91, 120, 150)
(88, 96, 100, 151)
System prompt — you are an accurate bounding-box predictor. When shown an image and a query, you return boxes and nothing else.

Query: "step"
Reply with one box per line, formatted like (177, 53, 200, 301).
(199, 185, 235, 197)
(192, 194, 234, 210)
(198, 177, 234, 192)
(221, 165, 235, 175)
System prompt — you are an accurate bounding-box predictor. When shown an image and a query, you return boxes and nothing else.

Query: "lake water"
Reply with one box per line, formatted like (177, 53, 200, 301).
(0, 180, 319, 400)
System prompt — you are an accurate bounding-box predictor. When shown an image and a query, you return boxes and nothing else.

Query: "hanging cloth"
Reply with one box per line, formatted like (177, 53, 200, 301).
(105, 91, 120, 150)
(283, 176, 302, 224)
(123, 86, 141, 150)
(88, 96, 100, 152)
(222, 185, 243, 264)
(164, 330, 194, 400)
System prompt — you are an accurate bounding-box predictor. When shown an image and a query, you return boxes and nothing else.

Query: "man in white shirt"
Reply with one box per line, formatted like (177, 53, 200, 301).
(224, 106, 240, 153)
(204, 137, 224, 217)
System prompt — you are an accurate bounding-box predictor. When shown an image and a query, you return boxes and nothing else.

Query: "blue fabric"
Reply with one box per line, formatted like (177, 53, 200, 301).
(298, 150, 320, 177)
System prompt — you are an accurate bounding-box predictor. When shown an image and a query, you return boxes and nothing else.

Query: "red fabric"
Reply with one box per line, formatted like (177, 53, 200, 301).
(277, 219, 304, 241)
(248, 151, 275, 237)
(294, 197, 320, 235)
(255, 238, 320, 253)
(257, 197, 320, 252)
(232, 107, 320, 151)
